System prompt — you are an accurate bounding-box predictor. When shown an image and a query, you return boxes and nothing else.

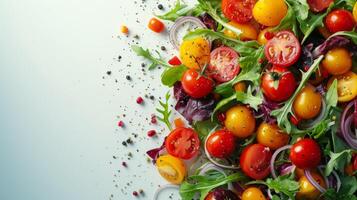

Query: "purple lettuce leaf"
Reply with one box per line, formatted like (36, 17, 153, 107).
(198, 13, 217, 31)
(146, 141, 165, 164)
(312, 36, 350, 58)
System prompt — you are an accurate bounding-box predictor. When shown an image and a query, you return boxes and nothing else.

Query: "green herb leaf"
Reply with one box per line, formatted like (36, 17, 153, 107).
(265, 175, 300, 200)
(161, 65, 187, 87)
(131, 45, 171, 70)
(273, 1, 299, 35)
(192, 120, 219, 142)
(155, 0, 192, 21)
(323, 176, 357, 200)
(156, 91, 172, 130)
(325, 149, 354, 176)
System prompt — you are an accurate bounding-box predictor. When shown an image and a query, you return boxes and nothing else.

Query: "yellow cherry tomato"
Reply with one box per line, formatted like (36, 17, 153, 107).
(257, 27, 273, 45)
(253, 0, 288, 26)
(322, 47, 352, 75)
(179, 37, 210, 70)
(234, 82, 247, 92)
(223, 21, 258, 41)
(242, 187, 266, 200)
(224, 105, 256, 138)
(257, 122, 289, 150)
(296, 173, 326, 200)
(353, 2, 357, 23)
(156, 154, 186, 184)
(327, 71, 357, 102)
(293, 84, 322, 120)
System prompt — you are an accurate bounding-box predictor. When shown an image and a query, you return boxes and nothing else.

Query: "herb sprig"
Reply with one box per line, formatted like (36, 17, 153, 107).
(131, 45, 171, 70)
(156, 91, 172, 130)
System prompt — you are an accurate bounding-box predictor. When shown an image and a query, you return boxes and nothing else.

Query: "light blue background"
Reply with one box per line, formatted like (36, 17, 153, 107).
(0, 0, 183, 199)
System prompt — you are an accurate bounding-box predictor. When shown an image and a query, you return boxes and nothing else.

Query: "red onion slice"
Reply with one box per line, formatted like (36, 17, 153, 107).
(341, 100, 357, 149)
(354, 99, 357, 129)
(304, 169, 326, 193)
(270, 145, 292, 178)
(169, 16, 206, 50)
(153, 184, 179, 200)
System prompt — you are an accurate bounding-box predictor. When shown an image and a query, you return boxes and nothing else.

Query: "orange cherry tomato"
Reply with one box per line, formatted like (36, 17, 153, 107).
(148, 18, 165, 33)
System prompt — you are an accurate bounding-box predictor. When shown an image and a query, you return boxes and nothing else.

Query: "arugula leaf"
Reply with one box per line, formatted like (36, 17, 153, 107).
(155, 0, 191, 21)
(156, 91, 172, 130)
(273, 0, 299, 35)
(131, 45, 171, 70)
(325, 149, 354, 176)
(192, 120, 219, 142)
(161, 65, 187, 87)
(300, 12, 327, 43)
(330, 31, 357, 44)
(271, 56, 324, 133)
(323, 176, 357, 200)
(180, 171, 247, 200)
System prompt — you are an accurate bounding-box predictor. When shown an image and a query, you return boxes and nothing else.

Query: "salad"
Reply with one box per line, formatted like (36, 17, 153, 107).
(131, 0, 357, 199)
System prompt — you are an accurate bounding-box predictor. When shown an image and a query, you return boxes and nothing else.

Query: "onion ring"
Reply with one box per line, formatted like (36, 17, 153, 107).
(341, 100, 357, 149)
(304, 169, 326, 193)
(153, 184, 179, 200)
(270, 145, 292, 178)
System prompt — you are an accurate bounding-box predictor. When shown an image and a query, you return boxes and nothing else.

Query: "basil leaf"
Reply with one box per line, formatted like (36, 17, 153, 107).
(161, 65, 187, 87)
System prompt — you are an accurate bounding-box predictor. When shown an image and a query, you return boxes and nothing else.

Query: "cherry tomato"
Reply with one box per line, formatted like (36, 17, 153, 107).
(208, 47, 240, 83)
(296, 173, 326, 200)
(293, 84, 322, 120)
(242, 187, 266, 200)
(322, 47, 352, 75)
(261, 66, 297, 102)
(223, 21, 258, 40)
(307, 0, 333, 12)
(206, 130, 236, 158)
(148, 18, 165, 33)
(205, 188, 239, 200)
(234, 81, 247, 92)
(290, 138, 321, 169)
(257, 27, 274, 45)
(224, 105, 256, 138)
(240, 144, 272, 180)
(165, 127, 200, 160)
(327, 71, 357, 102)
(222, 0, 255, 23)
(168, 56, 182, 66)
(325, 9, 356, 33)
(156, 154, 186, 184)
(179, 37, 210, 70)
(253, 0, 288, 26)
(181, 69, 213, 99)
(265, 31, 301, 67)
(290, 115, 302, 126)
(257, 122, 289, 150)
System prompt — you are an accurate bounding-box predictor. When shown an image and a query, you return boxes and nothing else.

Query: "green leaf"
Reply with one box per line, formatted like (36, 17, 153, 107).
(155, 0, 191, 21)
(323, 176, 357, 200)
(273, 1, 299, 35)
(131, 45, 171, 70)
(325, 149, 354, 176)
(300, 12, 327, 44)
(161, 65, 187, 87)
(156, 91, 172, 130)
(271, 56, 324, 133)
(192, 120, 219, 142)
(325, 79, 338, 109)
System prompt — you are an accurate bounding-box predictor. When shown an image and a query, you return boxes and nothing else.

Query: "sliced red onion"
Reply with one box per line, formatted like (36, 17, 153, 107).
(299, 98, 326, 129)
(267, 189, 273, 199)
(341, 100, 357, 149)
(304, 169, 326, 193)
(204, 131, 240, 170)
(354, 99, 357, 129)
(331, 170, 341, 192)
(270, 145, 292, 178)
(169, 16, 206, 50)
(317, 165, 341, 192)
(317, 166, 330, 189)
(153, 184, 179, 200)
(280, 164, 296, 176)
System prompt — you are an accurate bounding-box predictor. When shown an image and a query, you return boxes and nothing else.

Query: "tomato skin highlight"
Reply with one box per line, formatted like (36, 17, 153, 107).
(261, 66, 297, 102)
(165, 127, 200, 160)
(325, 9, 356, 33)
(181, 69, 213, 99)
(222, 0, 255, 23)
(148, 18, 165, 33)
(264, 31, 301, 67)
(290, 138, 321, 169)
(206, 130, 236, 158)
(208, 47, 240, 83)
(307, 0, 333, 12)
(240, 144, 272, 180)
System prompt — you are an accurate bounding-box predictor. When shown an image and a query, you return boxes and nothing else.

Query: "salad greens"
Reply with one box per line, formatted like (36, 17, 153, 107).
(156, 91, 172, 130)
(161, 65, 187, 87)
(131, 45, 171, 69)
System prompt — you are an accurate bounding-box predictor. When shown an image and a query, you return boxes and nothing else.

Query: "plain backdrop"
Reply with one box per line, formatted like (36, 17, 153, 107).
(0, 0, 186, 199)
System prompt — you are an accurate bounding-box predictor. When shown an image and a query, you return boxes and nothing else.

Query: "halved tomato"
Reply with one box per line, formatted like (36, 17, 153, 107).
(165, 127, 200, 160)
(240, 144, 272, 180)
(222, 0, 255, 23)
(307, 0, 334, 12)
(265, 31, 301, 67)
(207, 46, 240, 83)
(156, 154, 186, 184)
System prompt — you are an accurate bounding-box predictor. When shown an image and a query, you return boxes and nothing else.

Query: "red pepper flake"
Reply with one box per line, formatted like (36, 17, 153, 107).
(147, 130, 156, 137)
(151, 115, 157, 124)
(132, 191, 139, 197)
(118, 120, 124, 127)
(136, 97, 144, 104)
(217, 113, 226, 123)
(122, 161, 127, 167)
(168, 56, 182, 66)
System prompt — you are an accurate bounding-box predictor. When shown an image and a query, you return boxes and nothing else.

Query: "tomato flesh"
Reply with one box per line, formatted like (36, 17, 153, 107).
(222, 0, 255, 23)
(165, 127, 200, 160)
(240, 144, 272, 180)
(290, 138, 321, 169)
(265, 31, 301, 67)
(181, 69, 214, 99)
(325, 9, 356, 33)
(208, 47, 240, 83)
(206, 130, 236, 158)
(307, 0, 333, 12)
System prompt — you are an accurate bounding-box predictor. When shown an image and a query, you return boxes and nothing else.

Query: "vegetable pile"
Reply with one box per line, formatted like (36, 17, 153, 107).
(132, 0, 357, 199)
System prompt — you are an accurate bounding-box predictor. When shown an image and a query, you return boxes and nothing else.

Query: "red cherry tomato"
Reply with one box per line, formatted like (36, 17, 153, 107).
(168, 56, 182, 66)
(290, 138, 321, 169)
(265, 31, 301, 67)
(261, 66, 297, 102)
(240, 144, 272, 180)
(353, 154, 357, 171)
(165, 127, 200, 160)
(206, 130, 236, 158)
(307, 0, 334, 12)
(222, 0, 255, 23)
(290, 115, 302, 126)
(208, 47, 240, 83)
(325, 9, 356, 33)
(148, 18, 165, 33)
(181, 69, 214, 98)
